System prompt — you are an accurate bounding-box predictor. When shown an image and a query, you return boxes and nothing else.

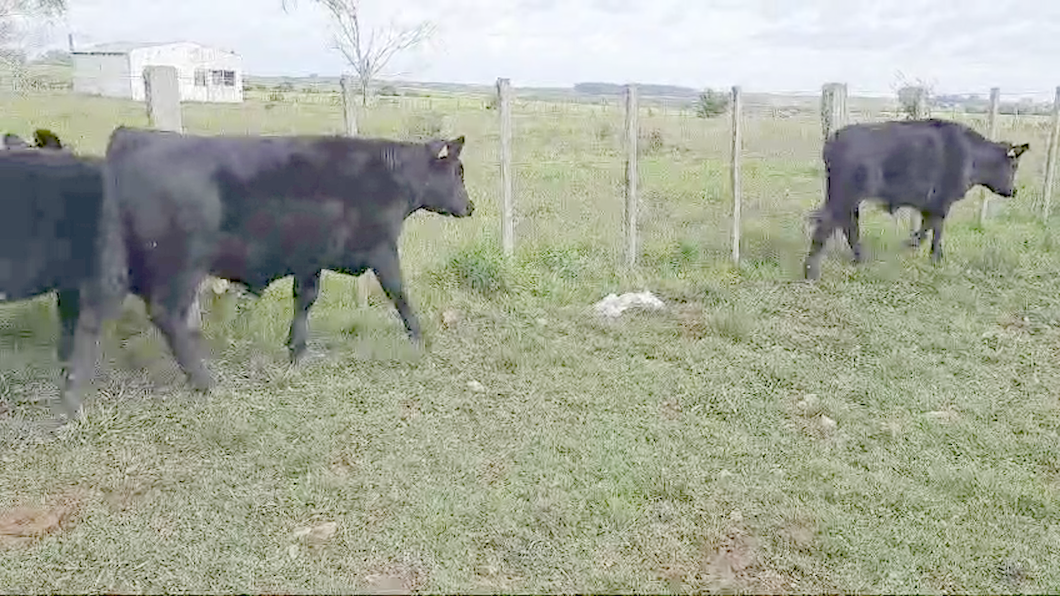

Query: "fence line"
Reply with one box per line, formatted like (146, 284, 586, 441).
(978, 87, 1001, 225)
(497, 77, 514, 258)
(623, 84, 639, 268)
(123, 71, 1060, 283)
(730, 85, 742, 266)
(338, 75, 375, 306)
(1042, 87, 1060, 220)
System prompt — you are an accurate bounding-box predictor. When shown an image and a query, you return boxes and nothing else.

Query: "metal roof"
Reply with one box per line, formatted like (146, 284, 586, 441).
(72, 41, 239, 55)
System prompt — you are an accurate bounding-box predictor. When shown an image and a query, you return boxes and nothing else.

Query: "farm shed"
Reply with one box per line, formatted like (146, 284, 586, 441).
(72, 41, 244, 103)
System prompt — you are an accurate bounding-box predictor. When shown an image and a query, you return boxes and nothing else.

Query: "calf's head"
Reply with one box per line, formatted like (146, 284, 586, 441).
(412, 136, 474, 217)
(2, 129, 64, 151)
(975, 140, 1030, 197)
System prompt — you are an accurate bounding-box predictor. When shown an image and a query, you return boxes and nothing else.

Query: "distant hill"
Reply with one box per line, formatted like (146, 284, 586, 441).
(573, 82, 699, 98)
(12, 56, 1052, 116)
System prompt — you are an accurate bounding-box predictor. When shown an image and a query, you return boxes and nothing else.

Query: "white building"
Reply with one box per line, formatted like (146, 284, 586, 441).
(72, 41, 244, 103)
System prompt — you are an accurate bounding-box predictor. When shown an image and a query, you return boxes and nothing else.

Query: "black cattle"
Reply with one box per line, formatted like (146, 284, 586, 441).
(0, 129, 127, 420)
(101, 126, 473, 393)
(3, 133, 29, 149)
(3, 128, 62, 151)
(803, 118, 1030, 280)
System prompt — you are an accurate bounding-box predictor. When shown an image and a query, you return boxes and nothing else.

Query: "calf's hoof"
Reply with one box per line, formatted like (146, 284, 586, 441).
(188, 371, 216, 394)
(803, 261, 820, 281)
(49, 398, 81, 425)
(408, 332, 428, 351)
(288, 345, 306, 365)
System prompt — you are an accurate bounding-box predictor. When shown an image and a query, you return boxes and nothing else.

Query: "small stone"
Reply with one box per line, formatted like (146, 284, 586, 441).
(796, 393, 818, 413)
(293, 521, 338, 547)
(467, 380, 486, 393)
(926, 410, 960, 424)
(440, 308, 461, 329)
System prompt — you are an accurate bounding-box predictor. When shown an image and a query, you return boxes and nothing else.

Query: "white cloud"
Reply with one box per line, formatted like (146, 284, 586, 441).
(9, 0, 1055, 98)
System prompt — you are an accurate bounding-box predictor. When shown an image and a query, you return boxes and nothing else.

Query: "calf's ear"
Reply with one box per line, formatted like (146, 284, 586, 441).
(446, 135, 465, 158)
(1008, 142, 1030, 158)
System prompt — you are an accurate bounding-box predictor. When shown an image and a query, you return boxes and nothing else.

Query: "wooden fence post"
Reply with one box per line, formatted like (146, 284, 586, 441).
(978, 87, 1001, 225)
(144, 66, 182, 132)
(623, 83, 639, 267)
(341, 74, 374, 306)
(896, 86, 931, 234)
(730, 85, 742, 266)
(144, 65, 207, 331)
(497, 77, 514, 257)
(1042, 86, 1060, 220)
(820, 82, 848, 141)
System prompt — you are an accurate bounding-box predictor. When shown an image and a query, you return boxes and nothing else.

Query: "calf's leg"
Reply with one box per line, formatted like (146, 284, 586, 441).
(370, 247, 422, 342)
(804, 209, 840, 280)
(906, 223, 929, 249)
(928, 214, 947, 262)
(287, 270, 321, 363)
(146, 271, 215, 393)
(54, 288, 95, 421)
(841, 205, 864, 264)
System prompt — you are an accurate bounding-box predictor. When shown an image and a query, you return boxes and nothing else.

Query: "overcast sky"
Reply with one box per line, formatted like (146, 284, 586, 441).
(20, 0, 1060, 98)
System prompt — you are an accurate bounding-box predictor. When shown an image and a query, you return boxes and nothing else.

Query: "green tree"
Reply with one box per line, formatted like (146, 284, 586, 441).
(695, 88, 730, 118)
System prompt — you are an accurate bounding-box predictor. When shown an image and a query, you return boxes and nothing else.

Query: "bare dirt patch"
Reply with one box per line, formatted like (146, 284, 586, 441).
(689, 512, 792, 594)
(779, 514, 817, 552)
(0, 491, 83, 548)
(364, 558, 428, 594)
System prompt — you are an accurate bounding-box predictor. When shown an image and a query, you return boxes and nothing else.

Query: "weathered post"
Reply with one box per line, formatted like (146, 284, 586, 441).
(623, 83, 639, 267)
(144, 65, 209, 331)
(1042, 86, 1060, 220)
(978, 87, 1001, 225)
(820, 82, 848, 141)
(904, 86, 931, 233)
(341, 74, 374, 306)
(497, 77, 514, 257)
(730, 85, 743, 265)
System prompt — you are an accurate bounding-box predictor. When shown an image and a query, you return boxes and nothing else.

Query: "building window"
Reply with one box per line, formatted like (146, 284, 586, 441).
(194, 69, 207, 87)
(209, 69, 236, 87)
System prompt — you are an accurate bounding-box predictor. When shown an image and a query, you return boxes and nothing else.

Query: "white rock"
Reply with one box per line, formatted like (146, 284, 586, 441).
(593, 290, 666, 319)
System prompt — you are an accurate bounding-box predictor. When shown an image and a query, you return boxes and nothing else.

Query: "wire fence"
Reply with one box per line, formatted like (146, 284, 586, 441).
(2, 68, 1058, 285)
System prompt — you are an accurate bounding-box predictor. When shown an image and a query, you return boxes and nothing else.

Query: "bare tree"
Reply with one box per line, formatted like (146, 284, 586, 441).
(0, 0, 64, 44)
(282, 0, 435, 106)
(0, 0, 65, 90)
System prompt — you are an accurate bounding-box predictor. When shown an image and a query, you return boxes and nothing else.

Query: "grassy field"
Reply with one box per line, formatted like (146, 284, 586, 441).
(0, 86, 1059, 593)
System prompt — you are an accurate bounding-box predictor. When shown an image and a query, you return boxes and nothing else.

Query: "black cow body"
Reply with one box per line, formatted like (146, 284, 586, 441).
(0, 130, 126, 420)
(102, 126, 473, 392)
(803, 118, 1030, 280)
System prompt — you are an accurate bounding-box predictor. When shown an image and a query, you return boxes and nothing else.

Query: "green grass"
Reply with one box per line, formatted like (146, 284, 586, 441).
(1, 89, 1059, 593)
